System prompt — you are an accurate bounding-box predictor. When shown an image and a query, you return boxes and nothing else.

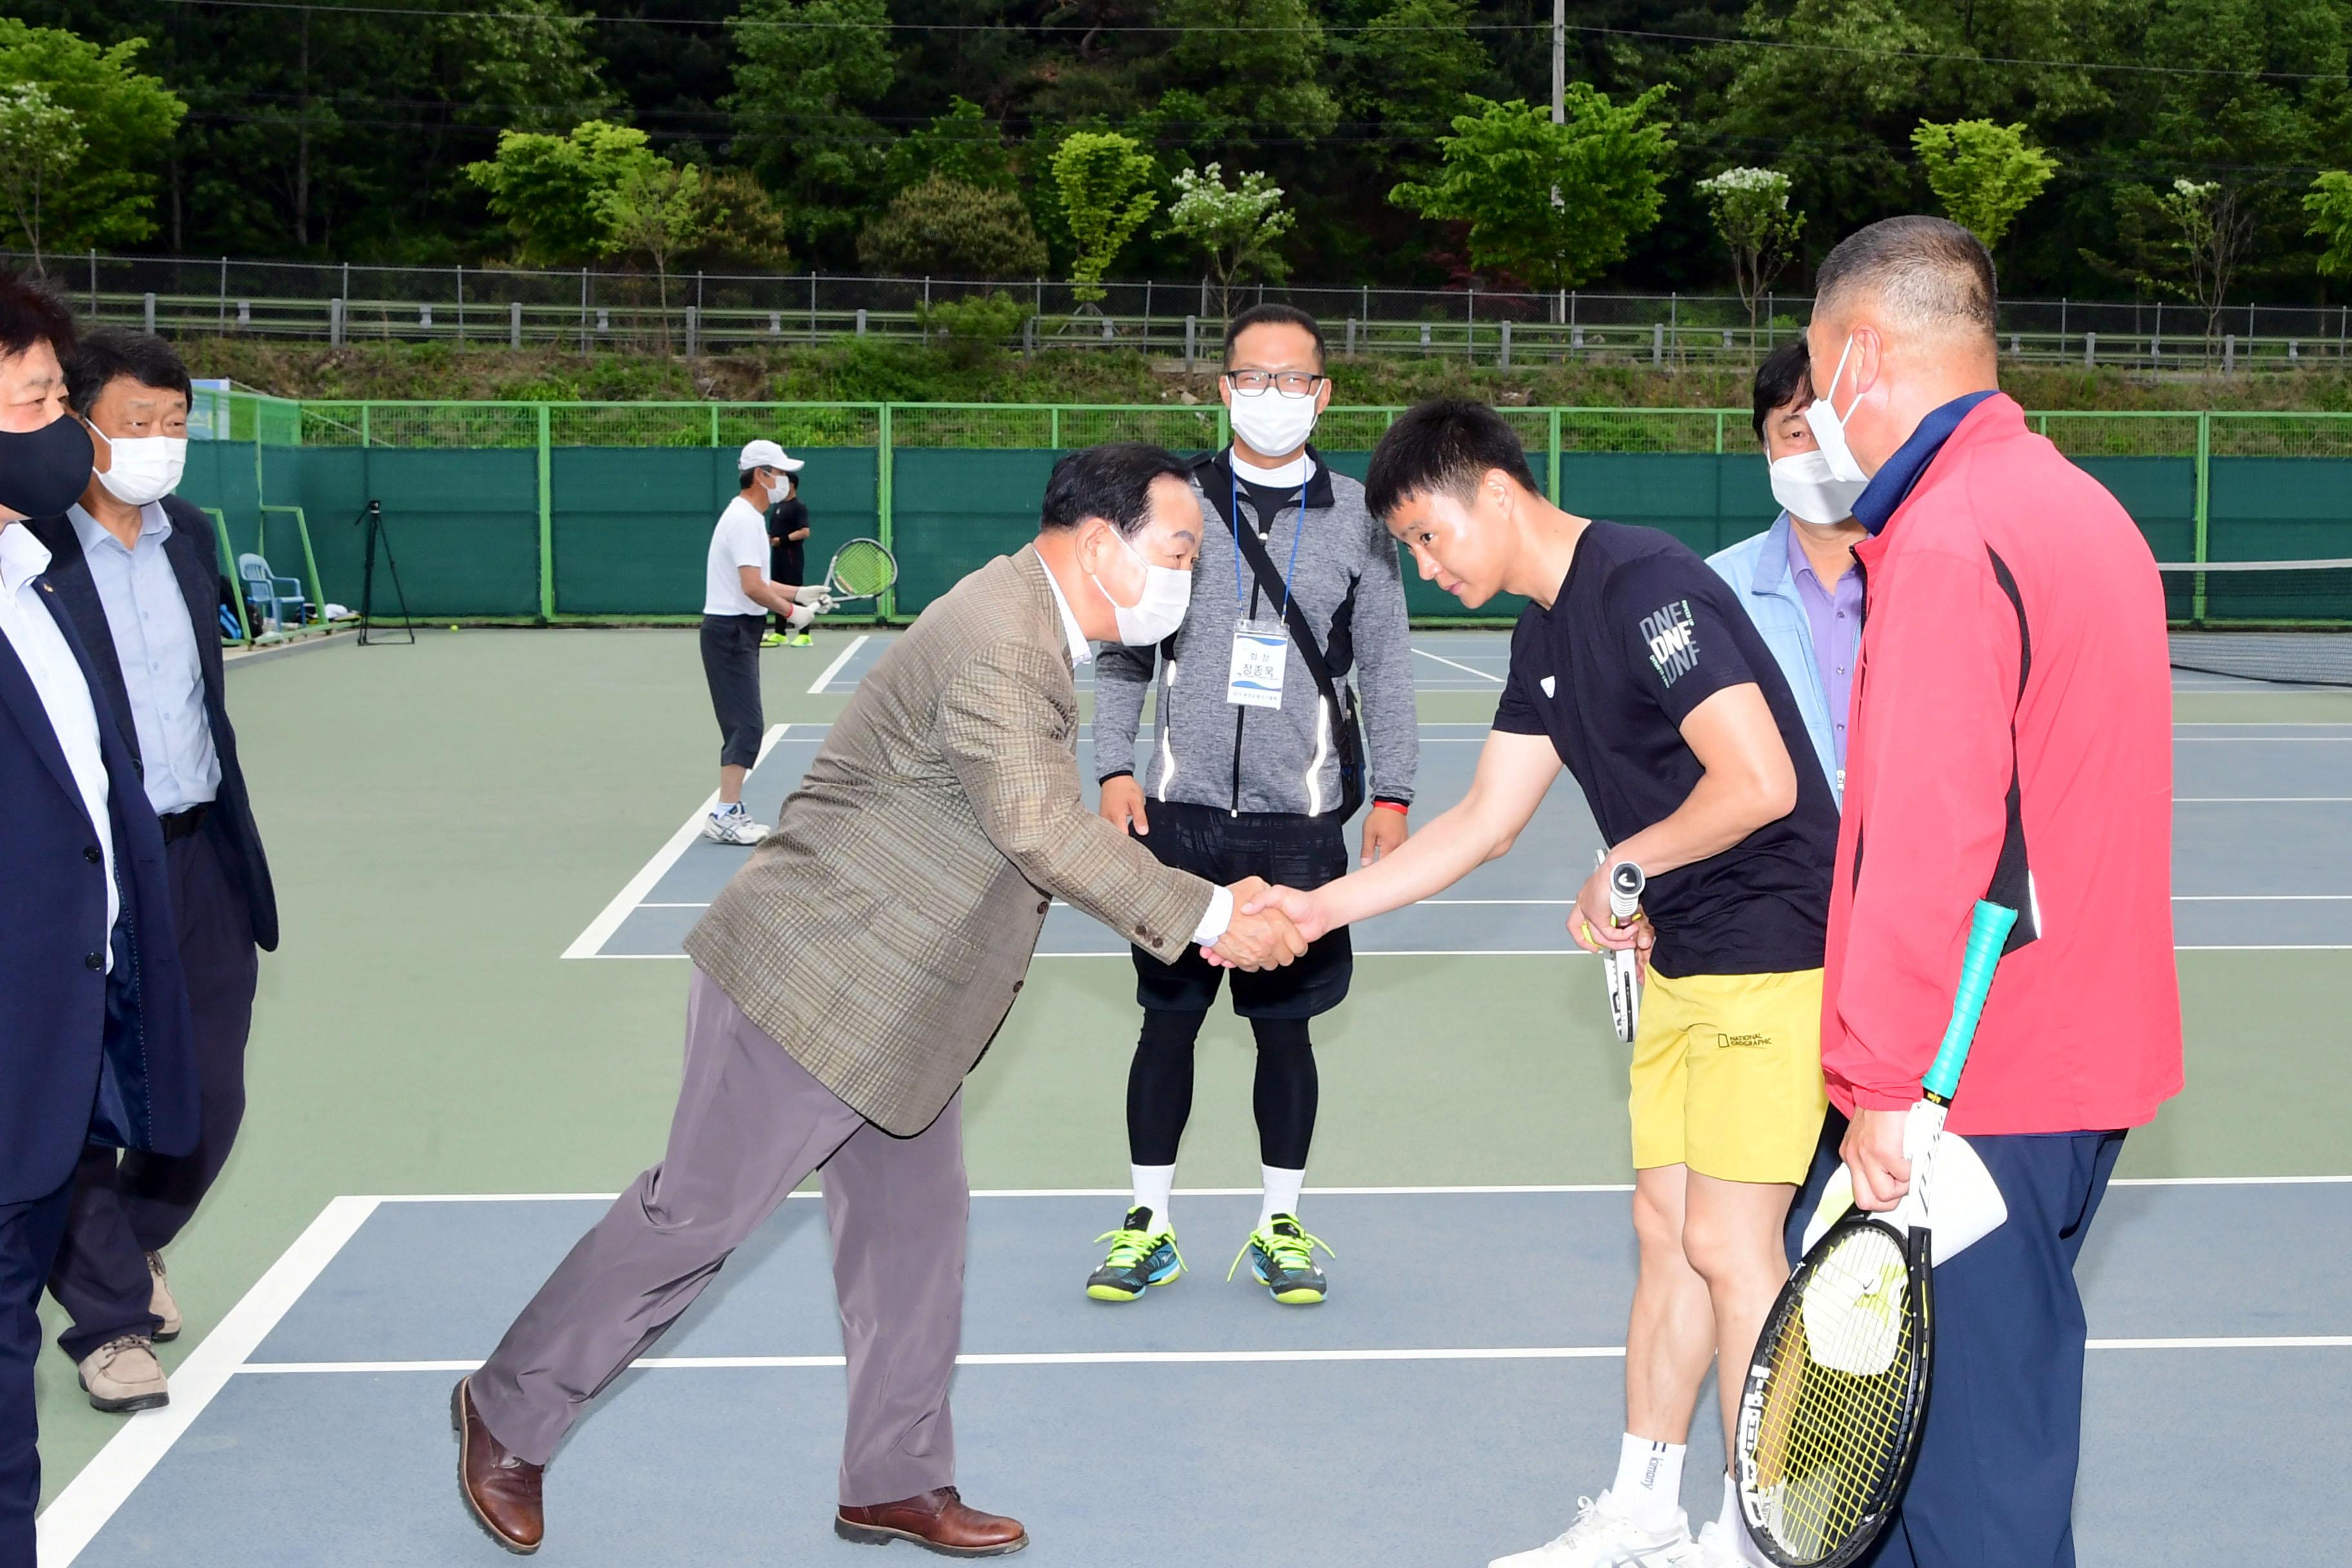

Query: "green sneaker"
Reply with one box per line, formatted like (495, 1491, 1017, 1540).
(791, 632, 814, 647)
(1086, 1206, 1184, 1302)
(760, 631, 785, 648)
(1228, 1214, 1332, 1305)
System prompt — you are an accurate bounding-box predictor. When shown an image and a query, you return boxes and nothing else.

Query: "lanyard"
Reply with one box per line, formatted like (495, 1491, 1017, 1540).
(1229, 462, 1308, 620)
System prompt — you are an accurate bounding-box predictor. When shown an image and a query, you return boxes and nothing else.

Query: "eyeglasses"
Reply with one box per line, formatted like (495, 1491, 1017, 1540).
(1224, 369, 1326, 397)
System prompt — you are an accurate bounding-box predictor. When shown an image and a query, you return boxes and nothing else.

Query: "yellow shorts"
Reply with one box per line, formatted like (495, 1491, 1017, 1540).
(1628, 966, 1827, 1186)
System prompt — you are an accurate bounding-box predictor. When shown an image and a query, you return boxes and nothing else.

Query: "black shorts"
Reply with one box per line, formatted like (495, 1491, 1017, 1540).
(699, 614, 766, 768)
(1129, 798, 1352, 1019)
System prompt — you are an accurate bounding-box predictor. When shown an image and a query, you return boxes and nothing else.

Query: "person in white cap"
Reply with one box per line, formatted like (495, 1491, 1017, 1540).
(701, 439, 826, 845)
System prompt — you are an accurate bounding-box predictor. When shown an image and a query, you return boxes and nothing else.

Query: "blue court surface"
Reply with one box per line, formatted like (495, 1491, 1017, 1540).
(35, 1182, 2352, 1566)
(568, 630, 2352, 959)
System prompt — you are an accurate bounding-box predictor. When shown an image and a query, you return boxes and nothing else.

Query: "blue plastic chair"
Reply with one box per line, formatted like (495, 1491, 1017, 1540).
(237, 552, 309, 631)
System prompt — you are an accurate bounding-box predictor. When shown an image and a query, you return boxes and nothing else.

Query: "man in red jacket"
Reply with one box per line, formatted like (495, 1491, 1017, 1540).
(1799, 215, 2182, 1568)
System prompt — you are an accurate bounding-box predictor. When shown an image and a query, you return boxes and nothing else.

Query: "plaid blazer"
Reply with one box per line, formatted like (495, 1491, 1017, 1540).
(686, 545, 1214, 1135)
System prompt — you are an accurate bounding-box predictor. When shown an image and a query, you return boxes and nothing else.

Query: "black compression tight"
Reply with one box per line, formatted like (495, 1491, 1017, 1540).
(1126, 1008, 1318, 1170)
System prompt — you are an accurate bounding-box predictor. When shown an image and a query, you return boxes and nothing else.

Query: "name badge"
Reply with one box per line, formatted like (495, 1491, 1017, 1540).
(1227, 620, 1288, 709)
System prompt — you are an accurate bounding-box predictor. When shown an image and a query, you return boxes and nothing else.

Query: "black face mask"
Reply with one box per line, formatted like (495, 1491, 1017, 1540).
(0, 413, 95, 519)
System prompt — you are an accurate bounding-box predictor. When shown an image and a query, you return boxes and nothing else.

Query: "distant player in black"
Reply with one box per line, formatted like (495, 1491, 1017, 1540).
(766, 469, 812, 647)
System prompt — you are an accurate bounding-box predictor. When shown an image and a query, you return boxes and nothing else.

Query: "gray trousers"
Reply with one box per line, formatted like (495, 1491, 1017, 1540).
(471, 968, 967, 1505)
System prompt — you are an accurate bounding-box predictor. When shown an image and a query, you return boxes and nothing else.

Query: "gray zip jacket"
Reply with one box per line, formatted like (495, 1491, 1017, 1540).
(1095, 448, 1419, 816)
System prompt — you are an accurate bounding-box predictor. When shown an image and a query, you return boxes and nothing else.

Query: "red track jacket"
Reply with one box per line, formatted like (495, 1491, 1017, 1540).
(1823, 394, 2184, 1135)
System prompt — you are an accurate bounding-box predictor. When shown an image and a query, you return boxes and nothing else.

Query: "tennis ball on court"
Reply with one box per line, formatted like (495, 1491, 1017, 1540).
(449, 623, 460, 632)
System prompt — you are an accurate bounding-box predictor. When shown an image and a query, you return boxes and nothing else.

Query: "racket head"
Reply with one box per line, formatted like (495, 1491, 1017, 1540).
(827, 537, 897, 600)
(1735, 1210, 1935, 1568)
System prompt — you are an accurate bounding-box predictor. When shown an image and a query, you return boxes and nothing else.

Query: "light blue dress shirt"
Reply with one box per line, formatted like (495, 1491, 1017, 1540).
(1707, 511, 1845, 801)
(68, 502, 221, 816)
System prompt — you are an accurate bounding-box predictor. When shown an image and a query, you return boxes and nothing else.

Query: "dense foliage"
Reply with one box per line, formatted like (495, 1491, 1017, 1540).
(10, 0, 2352, 304)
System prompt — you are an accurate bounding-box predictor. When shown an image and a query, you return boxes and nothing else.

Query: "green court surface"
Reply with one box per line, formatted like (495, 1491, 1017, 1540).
(32, 625, 2352, 1538)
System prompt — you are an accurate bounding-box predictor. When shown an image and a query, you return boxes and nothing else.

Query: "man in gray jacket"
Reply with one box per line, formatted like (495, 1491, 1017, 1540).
(1087, 304, 1418, 1308)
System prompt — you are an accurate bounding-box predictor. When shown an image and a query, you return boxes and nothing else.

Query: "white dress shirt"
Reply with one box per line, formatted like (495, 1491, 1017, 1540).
(1041, 553, 1230, 946)
(68, 503, 221, 816)
(0, 522, 118, 966)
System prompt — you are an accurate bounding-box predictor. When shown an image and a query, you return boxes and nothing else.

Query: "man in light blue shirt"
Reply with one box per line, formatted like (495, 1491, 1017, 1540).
(28, 329, 277, 1416)
(1709, 342, 1867, 799)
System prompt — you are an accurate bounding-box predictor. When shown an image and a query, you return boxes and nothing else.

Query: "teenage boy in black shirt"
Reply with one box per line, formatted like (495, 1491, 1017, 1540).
(1240, 400, 1838, 1568)
(765, 469, 813, 647)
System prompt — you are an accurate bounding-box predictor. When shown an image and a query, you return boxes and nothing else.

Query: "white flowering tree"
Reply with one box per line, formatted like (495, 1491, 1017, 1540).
(1696, 166, 1802, 341)
(0, 84, 84, 271)
(1162, 162, 1295, 322)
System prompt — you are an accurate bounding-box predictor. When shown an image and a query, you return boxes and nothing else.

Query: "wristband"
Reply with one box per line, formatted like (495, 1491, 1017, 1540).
(1372, 800, 1408, 816)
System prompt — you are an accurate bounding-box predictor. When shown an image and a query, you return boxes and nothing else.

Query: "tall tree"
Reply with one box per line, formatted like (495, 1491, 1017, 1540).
(1148, 0, 1338, 166)
(1391, 89, 1676, 293)
(467, 122, 663, 268)
(1696, 166, 1803, 335)
(2309, 172, 2352, 280)
(0, 21, 182, 255)
(1052, 131, 1161, 302)
(0, 86, 85, 269)
(1911, 119, 2057, 251)
(1162, 162, 1295, 319)
(727, 0, 897, 259)
(597, 157, 709, 346)
(859, 175, 1048, 278)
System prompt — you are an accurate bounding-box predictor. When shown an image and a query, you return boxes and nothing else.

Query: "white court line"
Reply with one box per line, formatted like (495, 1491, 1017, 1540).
(2175, 736, 2352, 742)
(34, 1196, 381, 1568)
(808, 633, 869, 694)
(560, 725, 794, 960)
(1412, 647, 1506, 682)
(2177, 797, 2352, 803)
(2175, 894, 2352, 901)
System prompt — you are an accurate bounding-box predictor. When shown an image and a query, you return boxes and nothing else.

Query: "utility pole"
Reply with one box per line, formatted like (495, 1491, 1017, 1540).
(1552, 0, 1565, 125)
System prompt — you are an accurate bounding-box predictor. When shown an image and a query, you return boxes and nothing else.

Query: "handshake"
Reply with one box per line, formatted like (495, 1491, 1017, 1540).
(1199, 878, 1335, 970)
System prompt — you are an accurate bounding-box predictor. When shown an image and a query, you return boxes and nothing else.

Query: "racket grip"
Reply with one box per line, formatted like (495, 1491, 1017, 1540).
(1607, 860, 1645, 923)
(1920, 900, 2019, 1102)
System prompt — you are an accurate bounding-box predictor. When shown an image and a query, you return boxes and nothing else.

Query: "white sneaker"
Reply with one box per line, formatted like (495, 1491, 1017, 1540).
(1490, 1492, 1698, 1567)
(701, 806, 770, 846)
(1696, 1518, 1772, 1568)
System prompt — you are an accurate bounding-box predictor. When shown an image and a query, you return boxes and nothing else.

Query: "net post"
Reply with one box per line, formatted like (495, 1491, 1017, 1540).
(2193, 411, 2211, 624)
(537, 402, 555, 623)
(877, 403, 896, 620)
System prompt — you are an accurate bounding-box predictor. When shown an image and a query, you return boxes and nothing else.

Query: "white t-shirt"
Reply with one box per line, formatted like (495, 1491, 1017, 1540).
(703, 496, 772, 616)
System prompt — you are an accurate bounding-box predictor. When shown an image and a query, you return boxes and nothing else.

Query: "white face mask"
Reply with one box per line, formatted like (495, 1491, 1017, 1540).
(90, 425, 188, 507)
(1769, 449, 1867, 527)
(1090, 525, 1192, 646)
(1803, 335, 1872, 485)
(1227, 382, 1320, 459)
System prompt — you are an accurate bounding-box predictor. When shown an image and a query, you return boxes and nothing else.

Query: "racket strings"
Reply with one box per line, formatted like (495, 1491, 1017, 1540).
(831, 540, 896, 598)
(1746, 1228, 1921, 1565)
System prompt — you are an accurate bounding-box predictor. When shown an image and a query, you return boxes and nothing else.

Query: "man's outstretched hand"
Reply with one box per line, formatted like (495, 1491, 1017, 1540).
(1203, 883, 1333, 968)
(1201, 876, 1310, 970)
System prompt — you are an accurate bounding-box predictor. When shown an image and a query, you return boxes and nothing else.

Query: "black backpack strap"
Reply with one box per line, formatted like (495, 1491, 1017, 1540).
(1230, 509, 1343, 710)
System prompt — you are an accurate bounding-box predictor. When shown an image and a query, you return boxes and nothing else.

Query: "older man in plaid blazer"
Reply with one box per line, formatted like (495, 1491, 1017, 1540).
(453, 444, 1306, 1560)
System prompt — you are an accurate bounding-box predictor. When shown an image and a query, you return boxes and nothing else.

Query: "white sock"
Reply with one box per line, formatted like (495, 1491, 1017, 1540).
(1130, 1164, 1175, 1234)
(1259, 1166, 1305, 1230)
(1609, 1433, 1685, 1534)
(1718, 1473, 1767, 1563)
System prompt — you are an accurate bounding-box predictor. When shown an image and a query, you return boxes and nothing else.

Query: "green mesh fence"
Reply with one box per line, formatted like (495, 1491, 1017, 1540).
(166, 401, 2352, 623)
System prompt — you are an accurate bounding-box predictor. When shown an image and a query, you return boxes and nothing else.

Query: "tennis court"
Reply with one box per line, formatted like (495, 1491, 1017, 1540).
(31, 626, 2352, 1567)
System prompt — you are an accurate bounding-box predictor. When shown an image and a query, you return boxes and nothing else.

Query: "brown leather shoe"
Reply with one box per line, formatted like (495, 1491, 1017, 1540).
(836, 1487, 1028, 1557)
(452, 1377, 544, 1554)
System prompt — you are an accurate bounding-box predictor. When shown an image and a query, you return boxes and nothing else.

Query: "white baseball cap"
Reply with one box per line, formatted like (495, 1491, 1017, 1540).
(738, 438, 805, 473)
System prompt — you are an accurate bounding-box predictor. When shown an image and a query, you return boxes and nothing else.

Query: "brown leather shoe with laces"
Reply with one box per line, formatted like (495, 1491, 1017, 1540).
(835, 1487, 1028, 1556)
(452, 1377, 544, 1554)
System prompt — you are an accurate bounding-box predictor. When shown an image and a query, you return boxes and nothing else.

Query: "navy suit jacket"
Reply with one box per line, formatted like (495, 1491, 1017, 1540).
(27, 497, 278, 951)
(0, 554, 200, 1205)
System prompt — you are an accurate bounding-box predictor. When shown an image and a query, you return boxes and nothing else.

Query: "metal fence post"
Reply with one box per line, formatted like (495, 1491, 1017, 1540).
(1466, 287, 1475, 362)
(1714, 411, 1725, 454)
(1049, 406, 1061, 449)
(876, 403, 896, 618)
(455, 265, 465, 343)
(510, 300, 522, 349)
(2084, 331, 2096, 368)
(709, 404, 720, 447)
(856, 308, 867, 336)
(685, 306, 700, 358)
(536, 403, 554, 622)
(88, 248, 97, 314)
(2192, 410, 2211, 621)
(1184, 315, 1197, 369)
(1345, 318, 1357, 355)
(1499, 319, 1511, 370)
(2224, 333, 2236, 374)
(580, 268, 590, 355)
(1652, 323, 1663, 365)
(1547, 409, 1562, 505)
(329, 297, 344, 346)
(144, 292, 157, 334)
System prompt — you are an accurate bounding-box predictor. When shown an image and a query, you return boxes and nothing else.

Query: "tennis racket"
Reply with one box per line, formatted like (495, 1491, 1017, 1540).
(1594, 851, 1646, 1044)
(821, 537, 898, 607)
(1734, 898, 2019, 1568)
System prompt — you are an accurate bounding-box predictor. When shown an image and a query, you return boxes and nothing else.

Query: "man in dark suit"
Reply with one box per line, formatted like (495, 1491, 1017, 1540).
(0, 275, 197, 1568)
(28, 328, 278, 1414)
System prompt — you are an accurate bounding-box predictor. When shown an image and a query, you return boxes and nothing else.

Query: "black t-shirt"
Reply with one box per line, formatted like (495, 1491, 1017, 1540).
(768, 497, 810, 586)
(1492, 520, 1838, 978)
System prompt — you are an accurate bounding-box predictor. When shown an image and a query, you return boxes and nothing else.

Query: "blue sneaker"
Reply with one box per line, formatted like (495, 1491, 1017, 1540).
(1228, 1214, 1332, 1305)
(1086, 1206, 1184, 1302)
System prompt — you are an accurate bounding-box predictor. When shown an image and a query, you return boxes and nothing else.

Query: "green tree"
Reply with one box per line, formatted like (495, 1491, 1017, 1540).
(1911, 120, 2057, 251)
(465, 120, 660, 267)
(0, 84, 84, 270)
(1695, 167, 1803, 337)
(596, 157, 710, 348)
(685, 168, 796, 272)
(727, 0, 897, 257)
(2110, 177, 2257, 342)
(1146, 0, 1337, 166)
(0, 21, 183, 253)
(1162, 163, 1294, 320)
(2308, 172, 2352, 279)
(858, 175, 1048, 278)
(1332, 0, 1488, 177)
(1052, 132, 1160, 304)
(882, 97, 1015, 195)
(1390, 89, 1675, 293)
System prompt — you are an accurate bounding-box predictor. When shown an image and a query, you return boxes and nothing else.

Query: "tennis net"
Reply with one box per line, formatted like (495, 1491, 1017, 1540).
(2159, 558, 2352, 687)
